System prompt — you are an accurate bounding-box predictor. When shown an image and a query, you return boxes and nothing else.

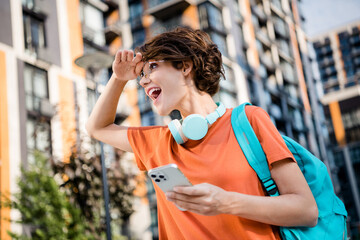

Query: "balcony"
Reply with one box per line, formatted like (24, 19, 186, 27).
(252, 5, 267, 23)
(265, 76, 279, 94)
(351, 47, 360, 58)
(129, 15, 143, 31)
(81, 23, 106, 46)
(281, 63, 297, 84)
(260, 52, 275, 71)
(104, 21, 122, 44)
(349, 35, 360, 45)
(256, 28, 271, 47)
(318, 56, 335, 68)
(274, 22, 289, 39)
(258, 64, 267, 79)
(146, 0, 191, 20)
(269, 104, 283, 120)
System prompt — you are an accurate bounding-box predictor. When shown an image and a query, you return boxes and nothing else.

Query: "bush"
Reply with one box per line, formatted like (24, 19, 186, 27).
(2, 151, 90, 240)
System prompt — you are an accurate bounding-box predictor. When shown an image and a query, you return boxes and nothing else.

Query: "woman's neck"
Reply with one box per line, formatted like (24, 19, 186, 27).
(178, 93, 218, 119)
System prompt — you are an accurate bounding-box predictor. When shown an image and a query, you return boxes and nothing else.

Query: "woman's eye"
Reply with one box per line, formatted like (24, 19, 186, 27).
(139, 71, 144, 78)
(149, 63, 158, 70)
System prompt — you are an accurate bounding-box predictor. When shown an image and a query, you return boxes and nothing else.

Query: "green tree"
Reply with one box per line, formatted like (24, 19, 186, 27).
(1, 151, 89, 240)
(52, 147, 136, 239)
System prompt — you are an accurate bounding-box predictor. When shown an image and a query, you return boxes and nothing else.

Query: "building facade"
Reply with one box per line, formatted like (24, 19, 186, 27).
(311, 21, 360, 238)
(0, 0, 352, 239)
(0, 0, 151, 239)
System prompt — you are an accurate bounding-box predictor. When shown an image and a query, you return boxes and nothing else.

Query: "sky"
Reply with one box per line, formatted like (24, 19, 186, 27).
(300, 0, 360, 38)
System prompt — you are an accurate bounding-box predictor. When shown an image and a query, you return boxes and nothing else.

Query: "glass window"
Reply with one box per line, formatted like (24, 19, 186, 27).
(23, 12, 46, 55)
(129, 1, 143, 30)
(132, 29, 146, 48)
(209, 31, 228, 57)
(129, 1, 143, 18)
(79, 1, 105, 46)
(26, 117, 51, 163)
(207, 3, 224, 33)
(221, 64, 236, 91)
(24, 64, 48, 112)
(148, 0, 168, 9)
(217, 90, 237, 108)
(22, 0, 34, 9)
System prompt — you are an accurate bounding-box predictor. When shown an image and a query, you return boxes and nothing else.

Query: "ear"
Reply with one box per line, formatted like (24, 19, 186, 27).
(182, 60, 193, 77)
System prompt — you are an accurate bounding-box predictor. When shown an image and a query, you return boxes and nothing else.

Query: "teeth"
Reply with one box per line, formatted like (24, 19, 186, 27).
(149, 87, 161, 96)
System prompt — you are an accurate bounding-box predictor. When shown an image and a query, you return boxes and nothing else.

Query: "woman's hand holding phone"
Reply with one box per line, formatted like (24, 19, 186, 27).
(165, 183, 229, 216)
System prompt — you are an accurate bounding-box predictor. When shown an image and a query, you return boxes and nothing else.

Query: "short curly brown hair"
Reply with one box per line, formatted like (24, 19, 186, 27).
(135, 27, 225, 96)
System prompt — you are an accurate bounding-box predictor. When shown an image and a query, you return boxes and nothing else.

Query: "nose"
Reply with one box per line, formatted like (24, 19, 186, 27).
(139, 75, 151, 87)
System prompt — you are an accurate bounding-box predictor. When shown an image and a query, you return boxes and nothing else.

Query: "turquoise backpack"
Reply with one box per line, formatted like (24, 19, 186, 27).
(231, 103, 348, 240)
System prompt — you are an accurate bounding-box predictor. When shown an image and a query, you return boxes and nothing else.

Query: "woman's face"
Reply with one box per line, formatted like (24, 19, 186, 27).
(139, 60, 191, 116)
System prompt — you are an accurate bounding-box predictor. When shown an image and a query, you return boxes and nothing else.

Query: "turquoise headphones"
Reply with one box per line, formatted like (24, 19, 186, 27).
(168, 102, 226, 144)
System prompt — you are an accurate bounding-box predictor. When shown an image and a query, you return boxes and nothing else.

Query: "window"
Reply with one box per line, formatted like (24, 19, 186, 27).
(215, 90, 238, 108)
(281, 61, 296, 83)
(132, 29, 146, 48)
(26, 116, 51, 163)
(23, 11, 46, 55)
(24, 64, 51, 163)
(24, 64, 48, 112)
(148, 0, 168, 9)
(22, 0, 34, 9)
(129, 1, 143, 30)
(207, 4, 224, 33)
(79, 1, 105, 46)
(129, 1, 143, 18)
(209, 31, 228, 57)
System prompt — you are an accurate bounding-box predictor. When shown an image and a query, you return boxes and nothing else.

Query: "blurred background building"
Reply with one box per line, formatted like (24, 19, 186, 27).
(0, 0, 358, 239)
(310, 21, 360, 238)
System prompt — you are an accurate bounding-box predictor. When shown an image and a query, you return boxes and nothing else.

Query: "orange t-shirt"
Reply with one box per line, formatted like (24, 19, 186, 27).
(127, 106, 295, 240)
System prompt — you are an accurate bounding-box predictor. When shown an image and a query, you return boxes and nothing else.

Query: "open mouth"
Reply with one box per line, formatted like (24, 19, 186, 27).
(148, 87, 162, 101)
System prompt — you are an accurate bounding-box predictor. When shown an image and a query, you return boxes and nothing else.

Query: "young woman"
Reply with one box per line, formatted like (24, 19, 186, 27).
(86, 27, 318, 239)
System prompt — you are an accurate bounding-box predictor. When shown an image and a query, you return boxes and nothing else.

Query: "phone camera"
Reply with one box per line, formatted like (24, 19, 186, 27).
(155, 179, 161, 182)
(150, 174, 157, 178)
(159, 175, 165, 178)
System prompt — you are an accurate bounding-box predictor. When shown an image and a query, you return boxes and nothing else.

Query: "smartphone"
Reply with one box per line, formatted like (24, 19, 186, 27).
(148, 163, 192, 193)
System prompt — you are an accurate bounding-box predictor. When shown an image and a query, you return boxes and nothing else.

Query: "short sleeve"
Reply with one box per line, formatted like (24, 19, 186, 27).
(127, 126, 168, 171)
(246, 106, 296, 168)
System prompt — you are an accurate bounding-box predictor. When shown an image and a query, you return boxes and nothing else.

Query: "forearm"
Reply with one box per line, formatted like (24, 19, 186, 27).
(222, 191, 318, 227)
(86, 74, 127, 135)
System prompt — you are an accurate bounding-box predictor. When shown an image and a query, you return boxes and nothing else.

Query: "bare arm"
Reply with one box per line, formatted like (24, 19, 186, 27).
(85, 50, 144, 152)
(166, 159, 318, 227)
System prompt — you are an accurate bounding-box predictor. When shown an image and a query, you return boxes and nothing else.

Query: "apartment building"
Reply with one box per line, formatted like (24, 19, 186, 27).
(311, 21, 360, 238)
(0, 0, 152, 239)
(0, 0, 346, 239)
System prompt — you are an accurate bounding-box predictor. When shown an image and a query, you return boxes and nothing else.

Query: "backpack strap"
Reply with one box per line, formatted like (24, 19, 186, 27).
(231, 103, 279, 197)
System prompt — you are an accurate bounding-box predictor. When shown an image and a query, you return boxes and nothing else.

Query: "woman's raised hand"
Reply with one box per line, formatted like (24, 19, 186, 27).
(112, 50, 144, 81)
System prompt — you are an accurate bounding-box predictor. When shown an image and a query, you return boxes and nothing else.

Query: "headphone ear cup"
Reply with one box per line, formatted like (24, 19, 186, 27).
(168, 119, 187, 144)
(182, 114, 208, 140)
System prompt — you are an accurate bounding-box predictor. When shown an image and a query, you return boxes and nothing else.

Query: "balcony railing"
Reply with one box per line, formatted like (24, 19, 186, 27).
(104, 21, 122, 44)
(256, 28, 271, 47)
(146, 0, 191, 20)
(261, 52, 275, 71)
(252, 4, 267, 23)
